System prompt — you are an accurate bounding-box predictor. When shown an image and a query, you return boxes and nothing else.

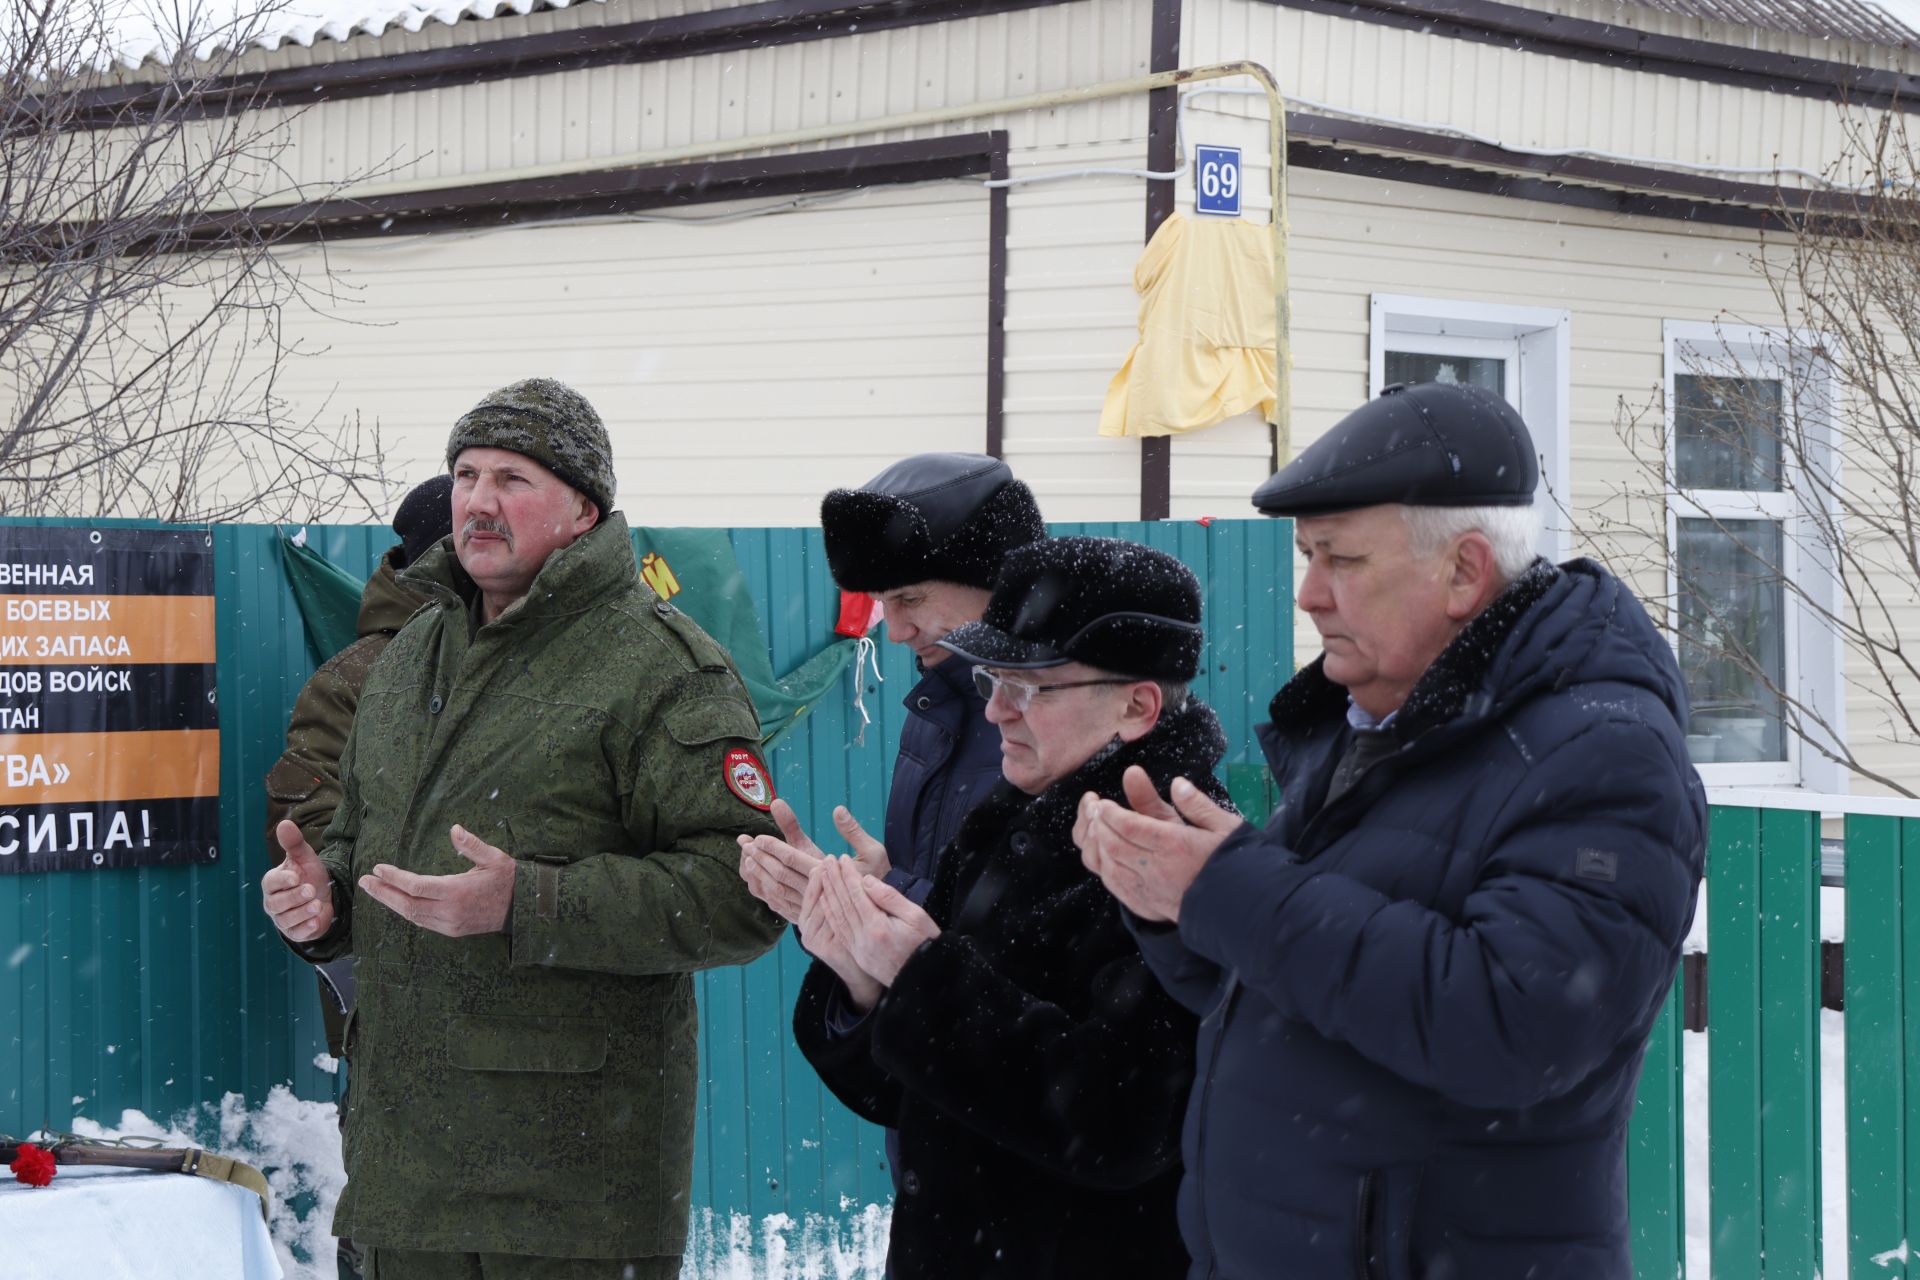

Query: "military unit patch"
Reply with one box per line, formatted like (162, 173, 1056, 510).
(724, 747, 774, 810)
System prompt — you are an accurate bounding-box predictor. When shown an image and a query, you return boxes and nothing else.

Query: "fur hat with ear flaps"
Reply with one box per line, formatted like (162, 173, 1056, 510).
(821, 453, 1046, 593)
(938, 535, 1204, 682)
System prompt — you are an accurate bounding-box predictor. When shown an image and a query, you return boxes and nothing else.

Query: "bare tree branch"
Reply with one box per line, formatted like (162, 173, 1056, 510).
(0, 0, 391, 524)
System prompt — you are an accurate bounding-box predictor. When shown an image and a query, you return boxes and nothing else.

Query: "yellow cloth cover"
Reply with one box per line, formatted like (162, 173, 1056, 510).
(1100, 211, 1277, 438)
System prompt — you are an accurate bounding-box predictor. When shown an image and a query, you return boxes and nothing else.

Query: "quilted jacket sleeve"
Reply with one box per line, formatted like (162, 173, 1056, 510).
(1177, 718, 1703, 1111)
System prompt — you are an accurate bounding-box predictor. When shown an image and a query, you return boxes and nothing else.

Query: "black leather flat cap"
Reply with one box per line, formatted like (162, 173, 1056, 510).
(1251, 382, 1539, 517)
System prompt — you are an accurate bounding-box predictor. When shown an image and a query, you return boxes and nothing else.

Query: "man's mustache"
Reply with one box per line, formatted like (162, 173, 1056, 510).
(461, 516, 513, 547)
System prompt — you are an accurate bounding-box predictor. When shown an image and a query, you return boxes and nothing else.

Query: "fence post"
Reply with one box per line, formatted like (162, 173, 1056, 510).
(1628, 976, 1685, 1280)
(1846, 813, 1911, 1277)
(1756, 807, 1822, 1276)
(1709, 804, 1765, 1277)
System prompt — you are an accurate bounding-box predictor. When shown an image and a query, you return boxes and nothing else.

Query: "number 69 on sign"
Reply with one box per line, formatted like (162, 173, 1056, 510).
(1194, 145, 1241, 217)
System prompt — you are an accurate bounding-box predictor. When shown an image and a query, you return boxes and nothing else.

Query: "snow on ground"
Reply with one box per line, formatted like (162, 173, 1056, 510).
(59, 1091, 891, 1280)
(681, 1205, 890, 1280)
(64, 1086, 345, 1280)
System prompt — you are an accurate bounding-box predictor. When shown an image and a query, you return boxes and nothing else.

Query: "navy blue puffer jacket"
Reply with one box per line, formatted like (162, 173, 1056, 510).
(881, 656, 1004, 904)
(1134, 558, 1706, 1280)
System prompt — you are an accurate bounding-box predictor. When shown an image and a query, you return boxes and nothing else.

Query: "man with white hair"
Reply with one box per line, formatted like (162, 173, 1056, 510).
(1075, 382, 1707, 1280)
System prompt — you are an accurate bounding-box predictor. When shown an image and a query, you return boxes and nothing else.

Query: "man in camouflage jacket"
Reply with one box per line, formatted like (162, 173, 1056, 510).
(265, 474, 452, 1058)
(261, 378, 785, 1279)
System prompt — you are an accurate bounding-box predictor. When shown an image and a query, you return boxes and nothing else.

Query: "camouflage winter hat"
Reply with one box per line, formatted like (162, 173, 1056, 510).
(445, 378, 616, 516)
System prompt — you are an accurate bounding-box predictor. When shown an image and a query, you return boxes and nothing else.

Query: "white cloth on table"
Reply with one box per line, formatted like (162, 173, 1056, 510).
(0, 1163, 281, 1279)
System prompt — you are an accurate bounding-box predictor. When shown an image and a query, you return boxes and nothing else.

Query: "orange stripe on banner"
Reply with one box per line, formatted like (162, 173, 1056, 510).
(0, 595, 216, 665)
(0, 730, 221, 804)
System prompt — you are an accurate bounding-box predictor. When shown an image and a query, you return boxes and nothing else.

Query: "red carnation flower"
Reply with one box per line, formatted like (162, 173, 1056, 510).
(10, 1143, 55, 1187)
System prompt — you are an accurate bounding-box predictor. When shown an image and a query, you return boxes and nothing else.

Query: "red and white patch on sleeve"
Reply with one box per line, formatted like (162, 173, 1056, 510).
(724, 747, 775, 811)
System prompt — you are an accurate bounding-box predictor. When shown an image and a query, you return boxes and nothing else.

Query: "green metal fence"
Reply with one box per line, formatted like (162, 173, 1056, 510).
(0, 515, 1292, 1231)
(1620, 792, 1920, 1280)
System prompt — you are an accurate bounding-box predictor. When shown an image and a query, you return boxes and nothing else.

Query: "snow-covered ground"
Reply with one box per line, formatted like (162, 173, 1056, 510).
(61, 1086, 346, 1280)
(56, 1095, 893, 1280)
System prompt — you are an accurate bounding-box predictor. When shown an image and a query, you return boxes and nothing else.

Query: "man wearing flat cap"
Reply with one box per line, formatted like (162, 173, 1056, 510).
(261, 377, 784, 1278)
(1077, 382, 1706, 1279)
(792, 535, 1228, 1279)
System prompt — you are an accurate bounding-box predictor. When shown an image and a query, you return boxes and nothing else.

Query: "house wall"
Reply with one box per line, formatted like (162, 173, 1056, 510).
(50, 0, 1917, 791)
(1193, 0, 1901, 190)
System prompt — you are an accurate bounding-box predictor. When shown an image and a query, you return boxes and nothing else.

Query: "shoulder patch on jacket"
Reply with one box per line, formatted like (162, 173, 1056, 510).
(723, 747, 776, 811)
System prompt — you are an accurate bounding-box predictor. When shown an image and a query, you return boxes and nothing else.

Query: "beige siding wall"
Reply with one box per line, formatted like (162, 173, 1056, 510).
(1192, 0, 1893, 191)
(186, 0, 1151, 194)
(242, 0, 1172, 523)
(262, 179, 991, 526)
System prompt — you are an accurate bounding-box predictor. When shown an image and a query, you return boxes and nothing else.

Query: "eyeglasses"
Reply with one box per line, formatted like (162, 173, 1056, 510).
(971, 666, 1135, 711)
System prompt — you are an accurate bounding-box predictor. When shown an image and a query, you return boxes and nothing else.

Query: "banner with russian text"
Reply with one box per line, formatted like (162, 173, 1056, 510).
(0, 527, 218, 873)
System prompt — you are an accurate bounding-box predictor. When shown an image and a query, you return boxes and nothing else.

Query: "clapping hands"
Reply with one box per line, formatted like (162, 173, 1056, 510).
(737, 798, 891, 923)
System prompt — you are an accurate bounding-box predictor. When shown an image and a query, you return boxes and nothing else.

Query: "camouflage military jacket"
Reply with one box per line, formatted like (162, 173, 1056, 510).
(296, 513, 783, 1258)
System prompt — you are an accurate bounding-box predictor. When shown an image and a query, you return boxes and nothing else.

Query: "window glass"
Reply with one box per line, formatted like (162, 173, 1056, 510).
(1674, 373, 1783, 492)
(1383, 351, 1504, 393)
(1677, 517, 1787, 764)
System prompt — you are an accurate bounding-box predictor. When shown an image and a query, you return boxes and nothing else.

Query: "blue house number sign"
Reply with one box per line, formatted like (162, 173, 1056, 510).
(1194, 145, 1241, 217)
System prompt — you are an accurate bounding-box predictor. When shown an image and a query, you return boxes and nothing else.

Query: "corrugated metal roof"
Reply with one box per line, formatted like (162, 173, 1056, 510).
(94, 0, 1920, 72)
(1599, 0, 1919, 45)
(94, 0, 607, 70)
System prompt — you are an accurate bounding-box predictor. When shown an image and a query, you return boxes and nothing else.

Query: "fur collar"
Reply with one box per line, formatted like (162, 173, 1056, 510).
(1268, 557, 1562, 741)
(962, 697, 1232, 855)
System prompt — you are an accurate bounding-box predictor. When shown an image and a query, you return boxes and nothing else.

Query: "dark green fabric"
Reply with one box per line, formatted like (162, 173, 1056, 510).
(631, 527, 856, 747)
(280, 528, 856, 746)
(279, 536, 369, 667)
(293, 514, 783, 1257)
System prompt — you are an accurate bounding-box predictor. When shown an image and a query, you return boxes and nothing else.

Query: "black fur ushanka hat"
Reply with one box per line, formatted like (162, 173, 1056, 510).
(938, 536, 1204, 682)
(821, 453, 1045, 593)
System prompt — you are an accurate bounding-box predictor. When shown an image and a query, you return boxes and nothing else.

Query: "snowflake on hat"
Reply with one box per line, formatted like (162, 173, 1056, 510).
(10, 1142, 55, 1187)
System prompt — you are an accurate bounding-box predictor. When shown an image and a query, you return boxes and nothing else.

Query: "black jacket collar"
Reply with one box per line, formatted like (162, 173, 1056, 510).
(965, 697, 1231, 856)
(1267, 557, 1562, 744)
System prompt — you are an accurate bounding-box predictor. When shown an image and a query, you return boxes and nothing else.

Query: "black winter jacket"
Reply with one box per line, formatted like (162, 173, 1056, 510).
(1135, 559, 1707, 1280)
(796, 699, 1234, 1279)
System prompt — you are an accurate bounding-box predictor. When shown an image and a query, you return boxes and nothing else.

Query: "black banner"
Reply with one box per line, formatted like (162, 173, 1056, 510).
(0, 665, 217, 734)
(0, 526, 220, 874)
(0, 526, 213, 595)
(0, 798, 220, 872)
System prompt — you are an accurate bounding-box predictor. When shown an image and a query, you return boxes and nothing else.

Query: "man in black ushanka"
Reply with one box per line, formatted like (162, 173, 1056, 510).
(1075, 383, 1707, 1280)
(794, 535, 1228, 1280)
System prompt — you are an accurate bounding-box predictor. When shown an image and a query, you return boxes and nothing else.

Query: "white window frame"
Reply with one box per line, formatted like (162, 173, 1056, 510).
(1663, 319, 1844, 793)
(1370, 295, 1572, 560)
